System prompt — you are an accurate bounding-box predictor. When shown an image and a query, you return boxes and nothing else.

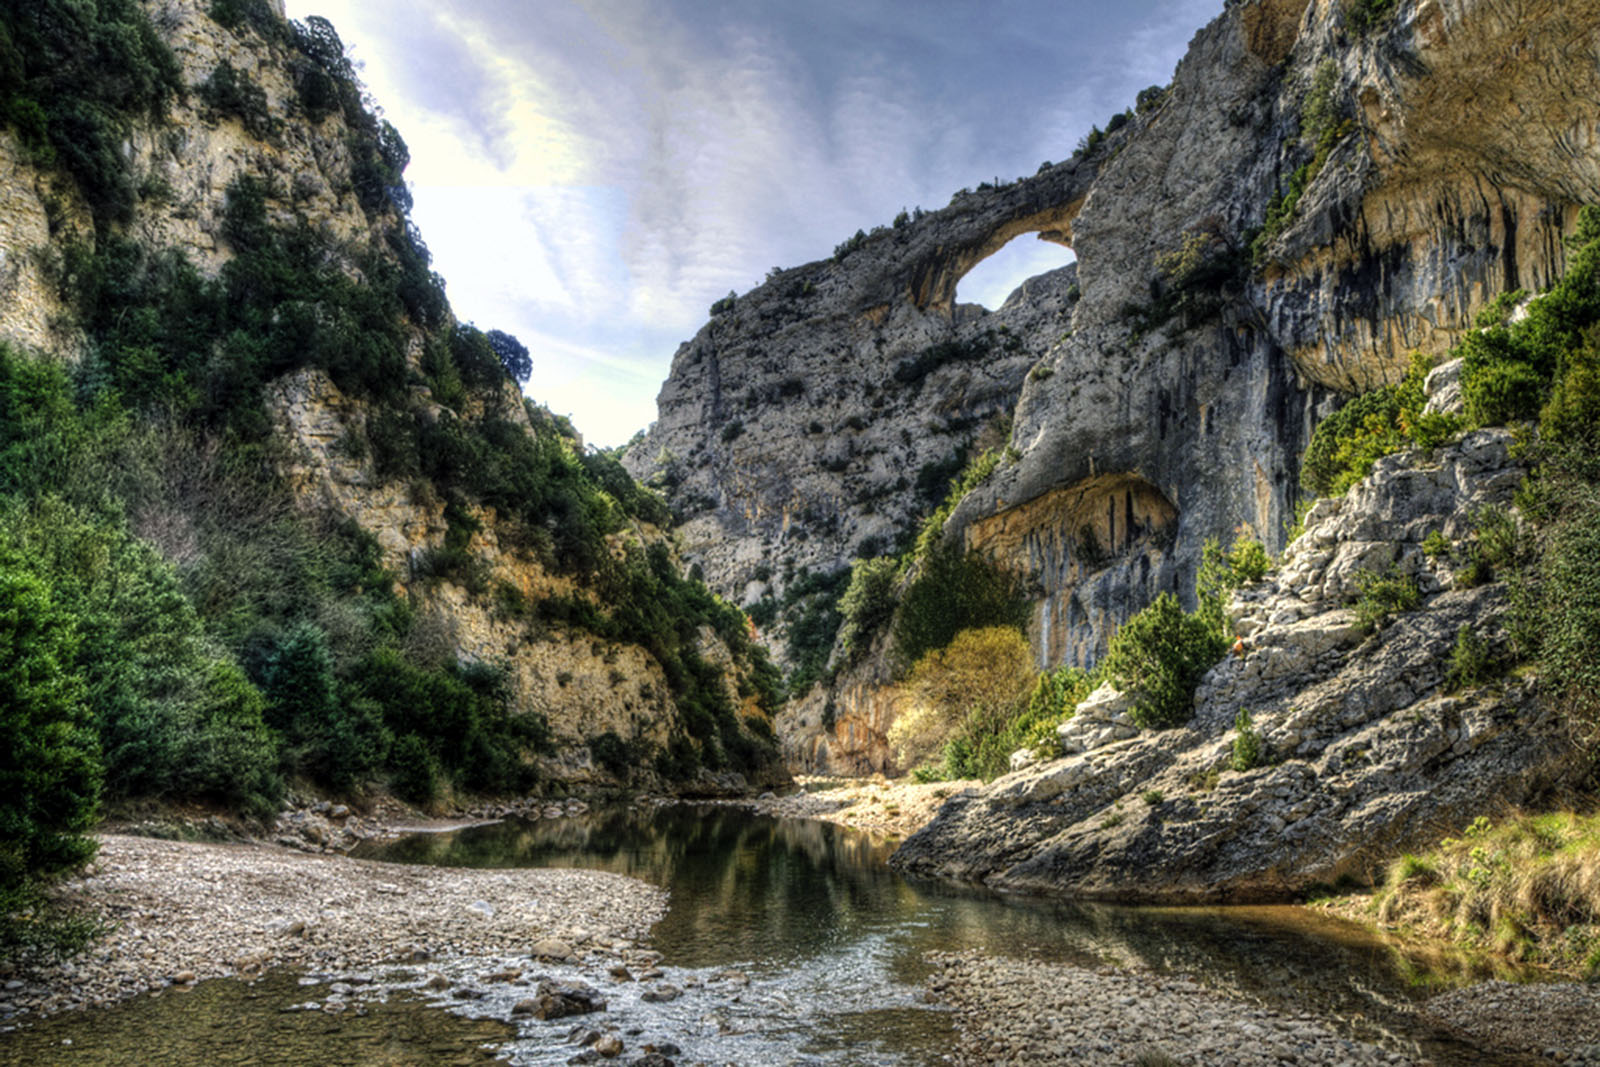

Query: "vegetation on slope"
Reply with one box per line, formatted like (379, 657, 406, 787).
(0, 0, 779, 952)
(1375, 812, 1600, 977)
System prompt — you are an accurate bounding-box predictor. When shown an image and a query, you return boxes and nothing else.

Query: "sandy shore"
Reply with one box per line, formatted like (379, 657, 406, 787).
(732, 774, 982, 837)
(0, 834, 665, 1022)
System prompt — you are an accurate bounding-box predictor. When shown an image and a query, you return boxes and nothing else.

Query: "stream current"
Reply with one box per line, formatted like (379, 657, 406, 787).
(0, 805, 1541, 1065)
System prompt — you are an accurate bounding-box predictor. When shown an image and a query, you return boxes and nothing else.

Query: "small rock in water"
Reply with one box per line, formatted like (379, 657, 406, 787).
(608, 965, 634, 982)
(423, 975, 450, 991)
(594, 1033, 624, 1057)
(532, 938, 575, 960)
(172, 972, 196, 985)
(528, 978, 607, 1019)
(639, 984, 681, 1003)
(482, 967, 523, 983)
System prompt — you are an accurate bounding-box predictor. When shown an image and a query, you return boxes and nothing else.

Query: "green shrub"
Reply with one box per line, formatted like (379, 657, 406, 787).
(1444, 625, 1492, 691)
(1197, 534, 1270, 635)
(389, 733, 440, 806)
(1103, 592, 1228, 729)
(0, 0, 182, 228)
(1352, 567, 1421, 634)
(1346, 0, 1399, 34)
(1231, 709, 1262, 771)
(837, 557, 900, 658)
(893, 543, 1025, 668)
(0, 555, 100, 887)
(198, 61, 276, 139)
(1422, 530, 1451, 559)
(589, 730, 637, 778)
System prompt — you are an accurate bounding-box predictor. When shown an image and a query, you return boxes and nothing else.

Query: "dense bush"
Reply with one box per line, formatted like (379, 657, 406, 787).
(1299, 353, 1458, 497)
(1230, 709, 1262, 772)
(2, 497, 281, 814)
(1196, 534, 1270, 635)
(0, 0, 182, 227)
(837, 557, 900, 659)
(889, 627, 1036, 775)
(198, 61, 275, 139)
(1351, 567, 1421, 634)
(0, 555, 100, 929)
(893, 543, 1026, 668)
(1103, 592, 1228, 728)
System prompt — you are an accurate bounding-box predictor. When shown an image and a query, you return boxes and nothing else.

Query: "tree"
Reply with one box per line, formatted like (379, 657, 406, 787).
(1103, 592, 1227, 728)
(888, 627, 1035, 768)
(487, 329, 531, 383)
(0, 556, 100, 913)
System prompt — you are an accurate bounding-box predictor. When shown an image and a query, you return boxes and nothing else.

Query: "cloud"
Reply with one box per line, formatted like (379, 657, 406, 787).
(282, 0, 1219, 444)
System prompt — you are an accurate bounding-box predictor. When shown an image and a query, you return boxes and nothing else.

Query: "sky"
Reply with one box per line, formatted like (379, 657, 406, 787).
(281, 0, 1220, 446)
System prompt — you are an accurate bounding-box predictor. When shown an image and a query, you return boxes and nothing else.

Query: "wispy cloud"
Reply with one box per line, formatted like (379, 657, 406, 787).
(282, 0, 1218, 444)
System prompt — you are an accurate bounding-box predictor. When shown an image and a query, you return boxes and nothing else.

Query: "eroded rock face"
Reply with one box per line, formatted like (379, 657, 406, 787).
(891, 432, 1576, 900)
(634, 0, 1600, 705)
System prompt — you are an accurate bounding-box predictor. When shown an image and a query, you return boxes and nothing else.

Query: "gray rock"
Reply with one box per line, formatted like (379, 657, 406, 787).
(893, 433, 1577, 900)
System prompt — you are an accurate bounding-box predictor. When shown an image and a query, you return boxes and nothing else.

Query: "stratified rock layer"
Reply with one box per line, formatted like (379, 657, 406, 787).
(892, 431, 1575, 900)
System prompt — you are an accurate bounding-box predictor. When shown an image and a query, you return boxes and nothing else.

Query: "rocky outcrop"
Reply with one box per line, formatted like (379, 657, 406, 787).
(891, 429, 1577, 900)
(634, 0, 1600, 707)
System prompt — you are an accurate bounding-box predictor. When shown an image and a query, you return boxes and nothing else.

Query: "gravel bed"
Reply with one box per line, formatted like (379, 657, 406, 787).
(1424, 980, 1600, 1064)
(0, 834, 665, 1023)
(924, 951, 1414, 1066)
(728, 775, 983, 837)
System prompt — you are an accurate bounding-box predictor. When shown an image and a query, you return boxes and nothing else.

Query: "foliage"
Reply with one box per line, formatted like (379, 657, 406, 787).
(199, 61, 276, 139)
(1196, 534, 1270, 635)
(910, 448, 1001, 564)
(0, 497, 280, 814)
(1346, 0, 1399, 35)
(0, 555, 100, 887)
(0, 0, 182, 228)
(1103, 592, 1228, 729)
(889, 627, 1036, 776)
(1300, 353, 1449, 496)
(1230, 709, 1262, 772)
(1374, 811, 1600, 975)
(486, 329, 532, 383)
(1135, 230, 1247, 331)
(1251, 61, 1353, 268)
(781, 566, 850, 697)
(837, 557, 900, 660)
(1444, 625, 1493, 691)
(893, 542, 1025, 669)
(1351, 567, 1421, 634)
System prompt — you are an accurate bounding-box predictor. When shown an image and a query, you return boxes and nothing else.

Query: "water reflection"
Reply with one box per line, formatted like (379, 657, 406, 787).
(358, 806, 1540, 1065)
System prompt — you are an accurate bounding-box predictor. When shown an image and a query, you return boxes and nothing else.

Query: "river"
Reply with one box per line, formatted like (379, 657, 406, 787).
(0, 805, 1539, 1065)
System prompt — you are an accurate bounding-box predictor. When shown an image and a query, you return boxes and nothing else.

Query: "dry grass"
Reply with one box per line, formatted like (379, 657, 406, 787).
(1373, 811, 1600, 976)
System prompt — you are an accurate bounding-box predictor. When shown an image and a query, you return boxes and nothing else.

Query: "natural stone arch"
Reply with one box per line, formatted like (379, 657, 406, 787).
(906, 198, 1084, 313)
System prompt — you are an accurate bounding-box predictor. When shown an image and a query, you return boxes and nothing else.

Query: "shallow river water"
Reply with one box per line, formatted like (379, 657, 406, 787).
(0, 805, 1545, 1065)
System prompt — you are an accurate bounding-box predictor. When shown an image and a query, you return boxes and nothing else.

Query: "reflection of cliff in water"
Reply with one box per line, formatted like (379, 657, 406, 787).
(358, 806, 1539, 1064)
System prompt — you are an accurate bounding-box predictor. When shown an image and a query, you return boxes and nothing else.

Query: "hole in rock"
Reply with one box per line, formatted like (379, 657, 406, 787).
(954, 234, 1076, 311)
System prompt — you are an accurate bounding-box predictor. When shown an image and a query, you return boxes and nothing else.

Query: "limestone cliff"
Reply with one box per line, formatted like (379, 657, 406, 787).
(633, 0, 1600, 773)
(0, 0, 782, 793)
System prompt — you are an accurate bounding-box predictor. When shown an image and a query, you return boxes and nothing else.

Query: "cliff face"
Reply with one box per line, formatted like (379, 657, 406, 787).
(0, 0, 781, 793)
(893, 421, 1575, 900)
(634, 0, 1600, 772)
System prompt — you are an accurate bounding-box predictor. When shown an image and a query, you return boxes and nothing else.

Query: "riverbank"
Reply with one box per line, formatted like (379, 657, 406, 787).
(0, 834, 665, 1023)
(732, 775, 983, 837)
(923, 950, 1412, 1066)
